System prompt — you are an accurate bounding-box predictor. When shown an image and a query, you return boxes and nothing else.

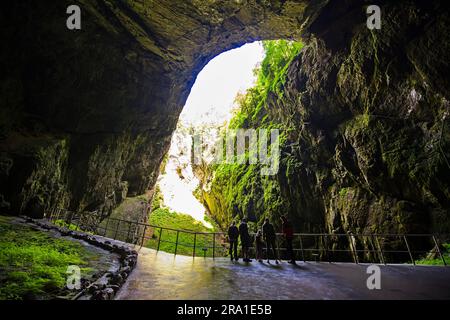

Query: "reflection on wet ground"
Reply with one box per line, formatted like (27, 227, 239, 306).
(116, 247, 450, 300)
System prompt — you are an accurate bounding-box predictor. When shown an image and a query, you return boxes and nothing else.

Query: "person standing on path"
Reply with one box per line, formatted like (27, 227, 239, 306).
(262, 218, 279, 264)
(239, 218, 252, 262)
(227, 221, 239, 261)
(281, 215, 296, 264)
(255, 230, 264, 262)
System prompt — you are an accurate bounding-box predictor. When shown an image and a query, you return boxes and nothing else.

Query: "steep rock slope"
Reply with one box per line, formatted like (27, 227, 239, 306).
(0, 0, 323, 217)
(0, 0, 448, 236)
(195, 2, 450, 237)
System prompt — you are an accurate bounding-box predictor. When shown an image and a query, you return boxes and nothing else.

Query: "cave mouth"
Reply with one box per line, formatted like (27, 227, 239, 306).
(152, 41, 266, 231)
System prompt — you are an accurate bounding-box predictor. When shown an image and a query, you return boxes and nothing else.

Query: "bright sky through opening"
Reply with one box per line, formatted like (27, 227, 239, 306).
(180, 41, 265, 126)
(158, 42, 265, 227)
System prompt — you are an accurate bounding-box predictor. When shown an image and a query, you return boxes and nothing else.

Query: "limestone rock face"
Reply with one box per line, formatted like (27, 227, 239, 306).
(194, 2, 450, 236)
(0, 0, 323, 216)
(1, 0, 449, 237)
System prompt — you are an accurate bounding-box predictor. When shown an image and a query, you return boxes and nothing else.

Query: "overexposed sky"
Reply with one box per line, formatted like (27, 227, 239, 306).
(158, 42, 265, 227)
(180, 41, 265, 126)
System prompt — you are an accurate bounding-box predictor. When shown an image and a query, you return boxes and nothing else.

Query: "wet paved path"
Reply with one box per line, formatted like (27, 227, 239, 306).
(116, 247, 450, 300)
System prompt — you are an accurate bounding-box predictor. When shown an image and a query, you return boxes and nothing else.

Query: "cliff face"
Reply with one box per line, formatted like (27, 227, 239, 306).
(1, 0, 449, 236)
(194, 2, 450, 236)
(0, 0, 319, 217)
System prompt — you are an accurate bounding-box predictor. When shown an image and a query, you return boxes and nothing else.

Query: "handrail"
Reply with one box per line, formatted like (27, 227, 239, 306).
(44, 209, 449, 265)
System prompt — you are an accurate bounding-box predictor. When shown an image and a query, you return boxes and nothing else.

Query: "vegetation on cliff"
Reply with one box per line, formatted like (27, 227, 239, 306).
(230, 40, 303, 130)
(195, 40, 303, 231)
(194, 6, 450, 258)
(146, 207, 219, 257)
(0, 216, 100, 300)
(144, 180, 220, 256)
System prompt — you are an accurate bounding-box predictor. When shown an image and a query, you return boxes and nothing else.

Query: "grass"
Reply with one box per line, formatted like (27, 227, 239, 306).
(0, 215, 95, 300)
(54, 219, 81, 231)
(416, 243, 450, 266)
(146, 208, 223, 257)
(54, 219, 95, 235)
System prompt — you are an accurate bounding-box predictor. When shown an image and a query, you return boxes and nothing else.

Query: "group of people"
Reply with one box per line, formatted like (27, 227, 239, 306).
(227, 216, 296, 264)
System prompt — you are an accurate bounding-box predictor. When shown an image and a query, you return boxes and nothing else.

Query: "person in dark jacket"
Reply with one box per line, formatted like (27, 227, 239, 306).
(262, 218, 279, 264)
(255, 230, 264, 262)
(281, 215, 296, 264)
(228, 221, 239, 261)
(239, 218, 252, 262)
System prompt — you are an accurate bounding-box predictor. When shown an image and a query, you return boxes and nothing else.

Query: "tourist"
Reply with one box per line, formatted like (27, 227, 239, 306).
(255, 229, 264, 262)
(227, 221, 239, 261)
(262, 218, 279, 264)
(281, 215, 296, 264)
(239, 218, 252, 262)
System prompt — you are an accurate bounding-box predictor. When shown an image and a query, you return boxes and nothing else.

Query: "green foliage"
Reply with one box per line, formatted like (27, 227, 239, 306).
(339, 188, 350, 197)
(54, 219, 95, 235)
(259, 40, 304, 95)
(416, 243, 450, 266)
(344, 113, 370, 137)
(146, 208, 221, 257)
(206, 40, 302, 228)
(211, 162, 287, 229)
(151, 185, 164, 211)
(149, 207, 214, 232)
(230, 40, 303, 129)
(0, 216, 94, 300)
(54, 219, 80, 231)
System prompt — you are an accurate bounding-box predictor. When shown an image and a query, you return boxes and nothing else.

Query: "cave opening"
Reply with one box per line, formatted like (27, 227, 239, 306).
(150, 41, 266, 233)
(1, 1, 450, 302)
(140, 38, 307, 259)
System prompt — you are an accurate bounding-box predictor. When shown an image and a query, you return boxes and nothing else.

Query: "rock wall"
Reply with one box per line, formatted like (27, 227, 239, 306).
(1, 0, 449, 237)
(195, 1, 450, 237)
(0, 0, 324, 217)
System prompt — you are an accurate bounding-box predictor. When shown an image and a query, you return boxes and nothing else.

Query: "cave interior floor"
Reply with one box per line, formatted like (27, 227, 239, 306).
(115, 246, 450, 300)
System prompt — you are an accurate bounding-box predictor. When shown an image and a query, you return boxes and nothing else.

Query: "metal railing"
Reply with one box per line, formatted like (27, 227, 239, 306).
(44, 209, 448, 265)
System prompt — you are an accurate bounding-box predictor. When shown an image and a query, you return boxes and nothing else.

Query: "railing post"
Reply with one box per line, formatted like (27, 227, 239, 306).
(276, 235, 281, 260)
(113, 220, 121, 240)
(212, 233, 216, 259)
(348, 233, 359, 264)
(174, 231, 180, 256)
(374, 235, 386, 265)
(68, 211, 75, 227)
(403, 235, 415, 265)
(140, 225, 147, 248)
(55, 209, 61, 222)
(103, 217, 110, 237)
(126, 221, 132, 243)
(193, 233, 197, 258)
(323, 234, 331, 263)
(432, 235, 446, 266)
(75, 212, 82, 231)
(157, 227, 163, 251)
(299, 234, 305, 262)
